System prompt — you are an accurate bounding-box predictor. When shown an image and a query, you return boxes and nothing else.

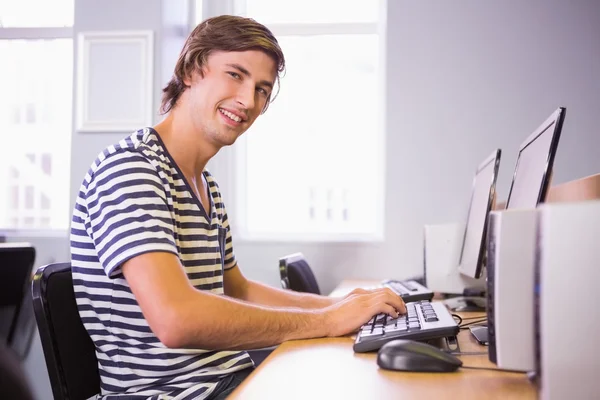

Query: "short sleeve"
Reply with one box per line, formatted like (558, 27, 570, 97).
(84, 151, 178, 277)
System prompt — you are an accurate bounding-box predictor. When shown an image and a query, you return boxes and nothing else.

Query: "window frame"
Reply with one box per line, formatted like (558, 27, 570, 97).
(216, 0, 387, 243)
(0, 21, 74, 235)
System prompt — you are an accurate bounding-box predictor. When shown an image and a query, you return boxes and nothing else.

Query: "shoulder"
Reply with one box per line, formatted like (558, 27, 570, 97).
(76, 129, 174, 204)
(84, 129, 167, 184)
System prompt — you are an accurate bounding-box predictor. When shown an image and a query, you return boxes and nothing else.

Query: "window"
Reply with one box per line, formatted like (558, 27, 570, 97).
(0, 0, 74, 231)
(230, 0, 386, 241)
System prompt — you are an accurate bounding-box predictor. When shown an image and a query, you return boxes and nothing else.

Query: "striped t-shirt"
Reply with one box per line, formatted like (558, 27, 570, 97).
(70, 128, 253, 400)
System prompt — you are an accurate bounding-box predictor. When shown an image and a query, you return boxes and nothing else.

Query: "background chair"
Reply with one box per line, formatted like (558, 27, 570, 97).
(0, 243, 36, 360)
(279, 252, 321, 295)
(31, 262, 101, 400)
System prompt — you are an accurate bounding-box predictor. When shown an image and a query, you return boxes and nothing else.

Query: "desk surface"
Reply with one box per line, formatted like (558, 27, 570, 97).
(230, 280, 536, 400)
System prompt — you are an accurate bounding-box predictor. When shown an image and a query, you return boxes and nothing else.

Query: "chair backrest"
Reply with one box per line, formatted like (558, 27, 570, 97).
(31, 262, 100, 400)
(279, 253, 321, 295)
(0, 243, 36, 353)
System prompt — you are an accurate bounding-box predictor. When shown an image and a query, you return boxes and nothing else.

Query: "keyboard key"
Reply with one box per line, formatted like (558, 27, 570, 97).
(385, 318, 399, 327)
(374, 314, 387, 324)
(386, 324, 408, 332)
(361, 328, 384, 338)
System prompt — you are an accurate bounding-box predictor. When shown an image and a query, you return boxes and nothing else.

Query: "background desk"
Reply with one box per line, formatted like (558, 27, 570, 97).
(230, 280, 536, 400)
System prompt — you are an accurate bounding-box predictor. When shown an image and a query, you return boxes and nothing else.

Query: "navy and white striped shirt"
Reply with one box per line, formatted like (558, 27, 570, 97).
(70, 128, 253, 400)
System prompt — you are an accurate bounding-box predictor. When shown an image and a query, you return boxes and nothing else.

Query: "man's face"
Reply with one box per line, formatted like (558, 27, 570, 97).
(183, 50, 277, 148)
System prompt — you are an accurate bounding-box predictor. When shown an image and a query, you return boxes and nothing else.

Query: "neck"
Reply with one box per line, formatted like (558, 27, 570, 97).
(153, 108, 219, 180)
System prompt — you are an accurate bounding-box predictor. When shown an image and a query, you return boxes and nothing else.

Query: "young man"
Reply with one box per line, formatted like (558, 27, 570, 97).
(71, 15, 405, 399)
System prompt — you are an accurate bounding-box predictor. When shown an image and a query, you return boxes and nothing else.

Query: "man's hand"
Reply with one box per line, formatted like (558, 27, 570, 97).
(321, 288, 406, 337)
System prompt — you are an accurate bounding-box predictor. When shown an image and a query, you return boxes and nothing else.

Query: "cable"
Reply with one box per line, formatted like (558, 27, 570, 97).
(461, 315, 488, 321)
(451, 314, 463, 325)
(459, 318, 487, 329)
(459, 320, 487, 329)
(461, 365, 526, 374)
(449, 351, 488, 356)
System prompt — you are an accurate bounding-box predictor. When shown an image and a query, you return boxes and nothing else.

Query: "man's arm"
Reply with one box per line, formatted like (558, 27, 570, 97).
(223, 265, 336, 309)
(123, 252, 405, 351)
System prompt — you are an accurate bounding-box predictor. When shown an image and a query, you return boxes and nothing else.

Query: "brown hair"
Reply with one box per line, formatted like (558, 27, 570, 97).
(160, 15, 285, 114)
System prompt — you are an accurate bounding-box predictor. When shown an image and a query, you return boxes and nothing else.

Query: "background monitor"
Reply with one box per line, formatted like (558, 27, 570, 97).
(506, 107, 566, 209)
(457, 149, 502, 279)
(0, 243, 36, 359)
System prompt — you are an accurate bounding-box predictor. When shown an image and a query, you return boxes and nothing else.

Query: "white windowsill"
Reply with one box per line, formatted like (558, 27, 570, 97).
(0, 229, 69, 239)
(235, 231, 385, 244)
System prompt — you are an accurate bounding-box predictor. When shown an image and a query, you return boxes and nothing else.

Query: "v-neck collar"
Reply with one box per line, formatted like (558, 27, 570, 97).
(149, 128, 214, 222)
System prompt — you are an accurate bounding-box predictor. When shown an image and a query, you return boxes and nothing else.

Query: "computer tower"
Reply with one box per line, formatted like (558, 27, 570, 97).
(486, 210, 538, 371)
(535, 200, 600, 400)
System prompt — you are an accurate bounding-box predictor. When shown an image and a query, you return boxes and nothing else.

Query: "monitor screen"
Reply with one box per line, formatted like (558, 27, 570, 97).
(458, 149, 501, 279)
(506, 107, 566, 209)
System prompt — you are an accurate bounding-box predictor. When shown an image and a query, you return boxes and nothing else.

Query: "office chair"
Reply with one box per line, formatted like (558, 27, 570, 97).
(31, 262, 101, 400)
(279, 252, 321, 295)
(0, 243, 36, 360)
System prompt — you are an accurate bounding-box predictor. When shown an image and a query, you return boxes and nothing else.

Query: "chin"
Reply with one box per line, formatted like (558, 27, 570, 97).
(217, 133, 241, 147)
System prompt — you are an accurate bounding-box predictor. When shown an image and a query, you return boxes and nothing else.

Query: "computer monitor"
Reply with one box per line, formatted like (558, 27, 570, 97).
(506, 107, 566, 209)
(477, 108, 566, 349)
(506, 108, 565, 384)
(457, 149, 502, 280)
(0, 243, 36, 356)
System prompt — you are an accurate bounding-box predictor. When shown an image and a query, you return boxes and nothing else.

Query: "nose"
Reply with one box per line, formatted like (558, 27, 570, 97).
(235, 82, 255, 111)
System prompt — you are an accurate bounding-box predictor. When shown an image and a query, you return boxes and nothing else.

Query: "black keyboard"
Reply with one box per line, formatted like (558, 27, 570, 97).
(353, 301, 459, 353)
(381, 279, 434, 303)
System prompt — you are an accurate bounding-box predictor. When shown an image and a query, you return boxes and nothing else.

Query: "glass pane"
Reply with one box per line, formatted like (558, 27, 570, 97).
(244, 0, 378, 24)
(0, 39, 73, 230)
(0, 0, 74, 27)
(242, 34, 381, 236)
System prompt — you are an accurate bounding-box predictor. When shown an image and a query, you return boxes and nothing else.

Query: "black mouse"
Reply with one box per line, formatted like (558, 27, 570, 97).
(377, 339, 463, 372)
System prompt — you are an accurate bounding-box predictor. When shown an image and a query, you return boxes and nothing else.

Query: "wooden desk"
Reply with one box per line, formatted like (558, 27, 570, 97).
(230, 280, 536, 400)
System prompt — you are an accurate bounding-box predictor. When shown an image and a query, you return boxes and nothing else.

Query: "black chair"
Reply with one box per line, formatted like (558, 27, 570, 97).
(0, 243, 36, 359)
(31, 262, 101, 400)
(279, 252, 321, 295)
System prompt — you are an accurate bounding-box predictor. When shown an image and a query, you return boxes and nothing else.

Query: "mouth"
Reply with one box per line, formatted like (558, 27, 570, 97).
(218, 108, 245, 125)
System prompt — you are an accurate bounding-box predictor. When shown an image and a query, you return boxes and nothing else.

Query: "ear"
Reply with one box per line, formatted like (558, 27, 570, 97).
(182, 71, 193, 87)
(183, 67, 206, 87)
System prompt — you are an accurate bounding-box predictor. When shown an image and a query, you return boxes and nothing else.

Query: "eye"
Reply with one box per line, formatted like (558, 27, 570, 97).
(256, 87, 269, 97)
(227, 71, 241, 79)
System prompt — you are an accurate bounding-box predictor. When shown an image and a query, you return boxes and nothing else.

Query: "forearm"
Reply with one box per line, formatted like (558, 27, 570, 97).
(166, 289, 328, 350)
(240, 279, 336, 309)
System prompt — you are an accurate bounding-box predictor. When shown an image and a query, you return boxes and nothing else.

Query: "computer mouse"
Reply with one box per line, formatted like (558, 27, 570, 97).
(377, 339, 463, 372)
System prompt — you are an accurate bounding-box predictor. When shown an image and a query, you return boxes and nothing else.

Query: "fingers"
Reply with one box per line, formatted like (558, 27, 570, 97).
(380, 304, 399, 319)
(372, 288, 405, 308)
(347, 287, 406, 314)
(374, 289, 406, 315)
(393, 295, 407, 314)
